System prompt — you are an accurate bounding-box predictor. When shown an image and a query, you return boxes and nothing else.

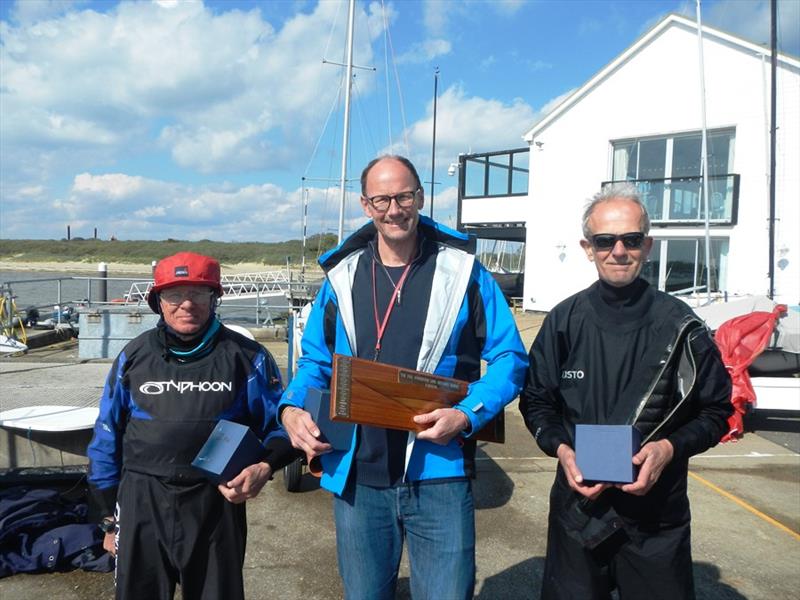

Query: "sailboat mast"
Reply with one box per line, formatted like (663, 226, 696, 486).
(301, 181, 308, 275)
(695, 0, 711, 304)
(768, 0, 777, 299)
(430, 67, 439, 219)
(337, 0, 356, 244)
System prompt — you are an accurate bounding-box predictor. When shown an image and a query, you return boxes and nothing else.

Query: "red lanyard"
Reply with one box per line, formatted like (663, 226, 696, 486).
(372, 258, 412, 361)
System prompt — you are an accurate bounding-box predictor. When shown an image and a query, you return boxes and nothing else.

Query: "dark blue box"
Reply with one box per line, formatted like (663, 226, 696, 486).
(575, 424, 641, 484)
(304, 388, 353, 450)
(192, 420, 265, 484)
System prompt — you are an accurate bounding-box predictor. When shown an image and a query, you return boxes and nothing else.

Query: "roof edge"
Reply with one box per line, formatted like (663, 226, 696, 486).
(523, 13, 800, 142)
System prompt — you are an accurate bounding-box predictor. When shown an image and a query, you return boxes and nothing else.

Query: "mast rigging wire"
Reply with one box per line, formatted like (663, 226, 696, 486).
(302, 0, 410, 244)
(381, 3, 410, 155)
(381, 0, 393, 149)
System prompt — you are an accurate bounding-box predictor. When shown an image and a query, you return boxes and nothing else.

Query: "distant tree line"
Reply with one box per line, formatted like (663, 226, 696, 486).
(0, 234, 339, 266)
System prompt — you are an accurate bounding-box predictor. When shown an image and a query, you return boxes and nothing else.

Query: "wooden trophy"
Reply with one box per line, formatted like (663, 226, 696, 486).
(330, 354, 504, 443)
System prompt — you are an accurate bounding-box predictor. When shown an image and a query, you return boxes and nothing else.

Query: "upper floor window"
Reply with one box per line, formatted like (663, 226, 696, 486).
(462, 148, 529, 199)
(608, 129, 738, 225)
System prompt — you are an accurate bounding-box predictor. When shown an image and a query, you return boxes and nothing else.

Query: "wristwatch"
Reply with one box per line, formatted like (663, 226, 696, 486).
(99, 516, 116, 534)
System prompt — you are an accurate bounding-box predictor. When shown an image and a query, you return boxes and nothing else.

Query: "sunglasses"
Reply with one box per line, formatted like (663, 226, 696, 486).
(160, 290, 215, 306)
(589, 232, 646, 250)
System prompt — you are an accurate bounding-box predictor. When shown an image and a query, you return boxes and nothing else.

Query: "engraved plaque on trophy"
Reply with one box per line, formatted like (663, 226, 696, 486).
(330, 354, 504, 443)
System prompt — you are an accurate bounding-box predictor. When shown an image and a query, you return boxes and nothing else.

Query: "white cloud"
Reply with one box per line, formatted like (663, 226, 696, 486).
(393, 84, 537, 168)
(378, 84, 577, 228)
(422, 0, 450, 36)
(17, 185, 46, 198)
(0, 0, 385, 182)
(8, 0, 88, 24)
(397, 39, 452, 64)
(0, 170, 371, 242)
(538, 88, 578, 118)
(421, 0, 523, 35)
(366, 0, 397, 39)
(73, 172, 146, 200)
(492, 0, 526, 17)
(133, 206, 167, 219)
(426, 185, 459, 229)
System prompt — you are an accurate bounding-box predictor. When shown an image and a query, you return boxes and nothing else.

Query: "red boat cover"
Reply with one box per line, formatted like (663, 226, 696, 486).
(714, 304, 788, 441)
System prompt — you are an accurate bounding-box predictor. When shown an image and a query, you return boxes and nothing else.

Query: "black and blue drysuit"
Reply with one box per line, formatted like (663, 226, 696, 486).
(87, 320, 294, 600)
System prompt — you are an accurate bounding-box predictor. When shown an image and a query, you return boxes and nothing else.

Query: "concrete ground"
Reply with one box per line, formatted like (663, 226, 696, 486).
(1, 313, 798, 599)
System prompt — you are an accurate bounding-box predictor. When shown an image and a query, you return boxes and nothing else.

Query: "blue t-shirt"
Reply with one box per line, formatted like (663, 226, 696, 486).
(351, 240, 434, 487)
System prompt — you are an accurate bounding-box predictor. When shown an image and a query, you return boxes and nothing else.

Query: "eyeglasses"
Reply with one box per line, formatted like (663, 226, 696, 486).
(363, 189, 420, 212)
(159, 290, 215, 306)
(589, 232, 646, 251)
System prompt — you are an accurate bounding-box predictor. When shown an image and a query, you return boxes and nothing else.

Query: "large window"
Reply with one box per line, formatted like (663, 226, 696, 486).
(641, 238, 729, 293)
(462, 148, 529, 198)
(610, 129, 738, 225)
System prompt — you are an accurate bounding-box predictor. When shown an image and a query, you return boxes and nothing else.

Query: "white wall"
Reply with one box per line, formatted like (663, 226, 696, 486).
(461, 195, 525, 224)
(520, 21, 800, 311)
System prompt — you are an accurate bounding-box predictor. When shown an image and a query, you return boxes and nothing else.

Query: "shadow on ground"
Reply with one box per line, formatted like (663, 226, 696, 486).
(473, 446, 515, 510)
(392, 558, 749, 599)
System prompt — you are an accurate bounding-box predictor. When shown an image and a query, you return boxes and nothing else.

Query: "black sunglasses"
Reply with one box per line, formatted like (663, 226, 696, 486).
(589, 232, 646, 250)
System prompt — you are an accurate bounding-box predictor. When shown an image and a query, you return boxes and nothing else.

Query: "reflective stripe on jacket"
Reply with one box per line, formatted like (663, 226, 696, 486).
(279, 216, 528, 495)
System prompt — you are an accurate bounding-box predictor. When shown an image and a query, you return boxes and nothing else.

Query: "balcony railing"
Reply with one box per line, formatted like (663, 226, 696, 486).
(602, 174, 740, 226)
(461, 148, 529, 199)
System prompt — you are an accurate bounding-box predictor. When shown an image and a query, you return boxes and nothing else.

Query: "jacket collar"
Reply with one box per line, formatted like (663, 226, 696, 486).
(318, 215, 475, 274)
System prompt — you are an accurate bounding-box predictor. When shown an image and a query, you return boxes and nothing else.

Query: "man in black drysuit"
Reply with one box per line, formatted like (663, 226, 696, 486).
(87, 252, 296, 599)
(520, 183, 732, 599)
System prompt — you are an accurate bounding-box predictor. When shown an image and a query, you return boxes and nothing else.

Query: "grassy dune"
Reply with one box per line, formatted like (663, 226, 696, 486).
(0, 235, 338, 268)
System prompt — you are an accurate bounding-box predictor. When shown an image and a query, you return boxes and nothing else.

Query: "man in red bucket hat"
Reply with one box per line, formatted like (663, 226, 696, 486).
(146, 251, 225, 312)
(87, 251, 296, 599)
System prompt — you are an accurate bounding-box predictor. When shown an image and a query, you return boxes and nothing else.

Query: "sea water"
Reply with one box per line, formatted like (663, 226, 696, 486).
(0, 270, 148, 311)
(0, 270, 289, 325)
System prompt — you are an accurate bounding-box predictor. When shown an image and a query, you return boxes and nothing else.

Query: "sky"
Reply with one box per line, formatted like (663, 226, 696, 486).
(1, 0, 798, 243)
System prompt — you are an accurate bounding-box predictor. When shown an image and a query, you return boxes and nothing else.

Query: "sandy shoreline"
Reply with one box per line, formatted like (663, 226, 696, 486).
(0, 260, 312, 275)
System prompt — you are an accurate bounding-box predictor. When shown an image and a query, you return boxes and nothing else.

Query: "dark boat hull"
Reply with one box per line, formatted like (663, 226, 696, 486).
(490, 271, 523, 302)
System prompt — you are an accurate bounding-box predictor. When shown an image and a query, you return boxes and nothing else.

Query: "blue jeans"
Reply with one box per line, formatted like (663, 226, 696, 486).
(333, 480, 476, 600)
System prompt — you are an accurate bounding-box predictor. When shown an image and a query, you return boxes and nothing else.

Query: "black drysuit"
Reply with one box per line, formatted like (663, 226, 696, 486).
(520, 279, 732, 600)
(87, 322, 295, 599)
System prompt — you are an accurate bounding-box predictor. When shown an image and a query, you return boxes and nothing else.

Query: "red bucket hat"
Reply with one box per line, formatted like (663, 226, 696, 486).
(147, 252, 224, 313)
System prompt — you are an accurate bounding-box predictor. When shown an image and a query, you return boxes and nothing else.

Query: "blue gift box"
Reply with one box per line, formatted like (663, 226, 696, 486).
(304, 388, 353, 450)
(575, 424, 641, 484)
(192, 420, 265, 484)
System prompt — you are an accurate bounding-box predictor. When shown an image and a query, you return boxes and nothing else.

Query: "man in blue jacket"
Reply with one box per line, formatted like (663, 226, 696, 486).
(280, 155, 528, 599)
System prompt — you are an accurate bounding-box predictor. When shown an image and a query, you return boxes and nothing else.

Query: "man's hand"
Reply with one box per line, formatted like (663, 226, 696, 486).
(556, 443, 610, 501)
(218, 461, 273, 504)
(103, 532, 116, 557)
(618, 439, 674, 496)
(281, 406, 332, 463)
(413, 408, 469, 445)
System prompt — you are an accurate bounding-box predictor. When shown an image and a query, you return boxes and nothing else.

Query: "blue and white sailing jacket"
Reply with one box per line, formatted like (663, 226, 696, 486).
(279, 216, 528, 495)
